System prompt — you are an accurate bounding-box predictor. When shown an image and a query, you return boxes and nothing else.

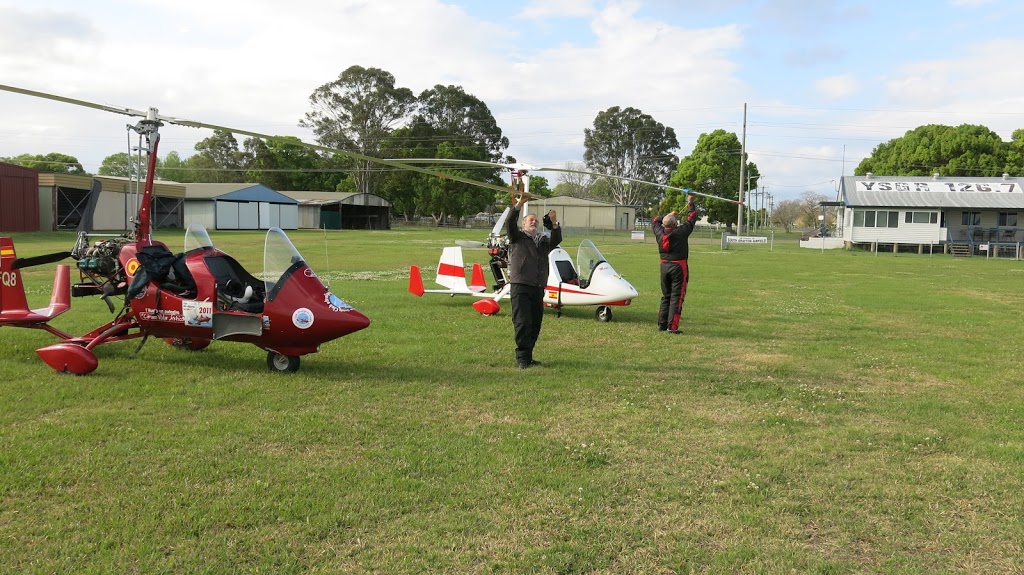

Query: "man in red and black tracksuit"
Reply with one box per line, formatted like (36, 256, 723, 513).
(652, 194, 697, 334)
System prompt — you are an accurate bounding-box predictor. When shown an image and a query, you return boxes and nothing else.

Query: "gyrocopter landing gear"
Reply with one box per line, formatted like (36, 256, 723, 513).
(595, 306, 612, 322)
(267, 351, 300, 373)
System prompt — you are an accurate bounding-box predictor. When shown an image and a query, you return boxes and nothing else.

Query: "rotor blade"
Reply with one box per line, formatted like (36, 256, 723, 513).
(11, 251, 72, 270)
(531, 165, 743, 205)
(0, 85, 512, 195)
(152, 119, 514, 194)
(0, 84, 149, 118)
(491, 207, 511, 236)
(401, 156, 743, 205)
(400, 158, 520, 170)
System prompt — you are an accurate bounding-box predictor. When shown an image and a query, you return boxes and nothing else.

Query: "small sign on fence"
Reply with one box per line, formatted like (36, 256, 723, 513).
(725, 235, 768, 244)
(631, 230, 645, 241)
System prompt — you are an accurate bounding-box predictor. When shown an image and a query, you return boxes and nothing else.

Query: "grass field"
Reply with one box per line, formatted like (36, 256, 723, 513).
(2, 227, 1023, 574)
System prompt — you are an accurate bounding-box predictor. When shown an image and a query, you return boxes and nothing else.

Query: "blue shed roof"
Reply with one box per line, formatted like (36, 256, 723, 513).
(215, 185, 297, 204)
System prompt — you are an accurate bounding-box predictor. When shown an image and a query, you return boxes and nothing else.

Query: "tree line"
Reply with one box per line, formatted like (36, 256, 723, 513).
(4, 67, 1024, 229)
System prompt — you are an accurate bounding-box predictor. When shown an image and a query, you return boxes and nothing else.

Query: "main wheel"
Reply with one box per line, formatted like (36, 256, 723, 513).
(596, 306, 612, 322)
(267, 352, 300, 372)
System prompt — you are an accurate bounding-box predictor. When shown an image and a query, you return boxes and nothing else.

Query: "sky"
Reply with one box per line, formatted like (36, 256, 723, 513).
(2, 0, 1023, 204)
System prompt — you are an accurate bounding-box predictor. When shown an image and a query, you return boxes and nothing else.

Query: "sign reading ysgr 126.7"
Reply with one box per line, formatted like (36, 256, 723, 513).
(725, 235, 768, 244)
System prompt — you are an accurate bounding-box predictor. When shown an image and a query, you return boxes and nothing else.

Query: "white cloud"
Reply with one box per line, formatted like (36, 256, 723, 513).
(518, 0, 596, 19)
(814, 75, 858, 100)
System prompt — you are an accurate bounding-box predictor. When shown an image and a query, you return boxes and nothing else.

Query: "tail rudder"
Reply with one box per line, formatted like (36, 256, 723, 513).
(0, 237, 29, 314)
(42, 265, 71, 318)
(408, 265, 425, 297)
(435, 246, 469, 291)
(469, 263, 487, 292)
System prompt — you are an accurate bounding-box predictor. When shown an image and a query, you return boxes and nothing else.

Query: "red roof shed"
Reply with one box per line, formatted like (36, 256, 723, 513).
(0, 162, 40, 232)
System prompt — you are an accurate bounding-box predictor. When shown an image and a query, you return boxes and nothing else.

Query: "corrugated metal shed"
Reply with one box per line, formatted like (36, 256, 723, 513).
(521, 195, 636, 231)
(182, 183, 299, 230)
(842, 175, 1024, 209)
(34, 172, 184, 231)
(277, 191, 392, 230)
(36, 173, 187, 199)
(278, 191, 391, 207)
(0, 162, 40, 232)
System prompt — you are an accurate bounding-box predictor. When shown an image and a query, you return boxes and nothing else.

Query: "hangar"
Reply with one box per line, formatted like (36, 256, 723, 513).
(521, 196, 636, 231)
(278, 191, 392, 230)
(183, 183, 298, 230)
(0, 164, 185, 232)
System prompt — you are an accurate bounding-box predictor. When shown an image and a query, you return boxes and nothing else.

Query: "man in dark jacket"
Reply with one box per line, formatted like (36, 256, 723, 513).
(652, 194, 698, 334)
(507, 194, 562, 368)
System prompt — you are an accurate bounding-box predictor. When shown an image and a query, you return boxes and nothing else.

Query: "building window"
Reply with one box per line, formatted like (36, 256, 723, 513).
(998, 212, 1018, 227)
(961, 211, 981, 226)
(904, 211, 937, 224)
(853, 210, 899, 228)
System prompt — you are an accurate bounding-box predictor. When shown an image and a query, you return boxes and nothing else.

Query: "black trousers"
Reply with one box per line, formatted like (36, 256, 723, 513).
(510, 283, 544, 363)
(658, 259, 689, 331)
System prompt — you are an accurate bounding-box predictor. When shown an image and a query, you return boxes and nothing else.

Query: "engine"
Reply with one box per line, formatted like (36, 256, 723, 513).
(70, 232, 131, 301)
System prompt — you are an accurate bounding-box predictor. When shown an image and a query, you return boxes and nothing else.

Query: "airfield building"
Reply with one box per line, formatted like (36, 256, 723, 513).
(832, 173, 1024, 258)
(183, 183, 298, 231)
(522, 196, 636, 231)
(0, 164, 185, 232)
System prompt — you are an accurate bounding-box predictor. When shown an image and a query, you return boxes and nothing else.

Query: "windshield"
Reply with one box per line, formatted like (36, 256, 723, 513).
(184, 224, 214, 252)
(576, 239, 606, 284)
(263, 227, 305, 296)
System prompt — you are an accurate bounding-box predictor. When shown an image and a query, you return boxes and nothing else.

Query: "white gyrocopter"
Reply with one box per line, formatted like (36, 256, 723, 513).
(407, 166, 634, 321)
(406, 160, 740, 322)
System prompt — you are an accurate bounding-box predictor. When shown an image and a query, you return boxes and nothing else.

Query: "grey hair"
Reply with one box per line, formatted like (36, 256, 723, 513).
(663, 213, 678, 227)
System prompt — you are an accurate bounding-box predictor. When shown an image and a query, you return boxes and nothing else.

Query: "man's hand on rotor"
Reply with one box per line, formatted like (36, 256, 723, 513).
(543, 209, 558, 229)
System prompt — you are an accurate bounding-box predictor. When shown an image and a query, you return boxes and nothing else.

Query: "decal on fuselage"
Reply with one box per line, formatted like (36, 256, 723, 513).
(325, 292, 353, 312)
(292, 308, 314, 329)
(139, 307, 184, 323)
(183, 300, 213, 328)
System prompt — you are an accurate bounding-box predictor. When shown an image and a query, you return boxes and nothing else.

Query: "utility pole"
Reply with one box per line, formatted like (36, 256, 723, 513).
(759, 186, 766, 231)
(737, 103, 746, 235)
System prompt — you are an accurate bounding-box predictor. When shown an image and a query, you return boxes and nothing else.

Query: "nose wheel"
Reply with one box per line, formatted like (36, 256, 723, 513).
(267, 351, 301, 372)
(595, 306, 612, 322)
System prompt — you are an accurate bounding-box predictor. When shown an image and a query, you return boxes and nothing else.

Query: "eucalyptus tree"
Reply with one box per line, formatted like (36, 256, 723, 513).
(663, 129, 759, 230)
(241, 136, 341, 192)
(301, 66, 416, 196)
(156, 151, 190, 182)
(406, 84, 509, 223)
(554, 161, 594, 198)
(192, 129, 244, 183)
(583, 106, 679, 208)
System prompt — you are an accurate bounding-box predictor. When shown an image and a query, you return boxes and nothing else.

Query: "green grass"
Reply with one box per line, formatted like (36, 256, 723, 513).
(2, 227, 1023, 573)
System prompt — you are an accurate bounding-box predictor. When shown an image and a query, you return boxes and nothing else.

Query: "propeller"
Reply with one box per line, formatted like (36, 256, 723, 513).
(11, 251, 73, 270)
(455, 240, 486, 248)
